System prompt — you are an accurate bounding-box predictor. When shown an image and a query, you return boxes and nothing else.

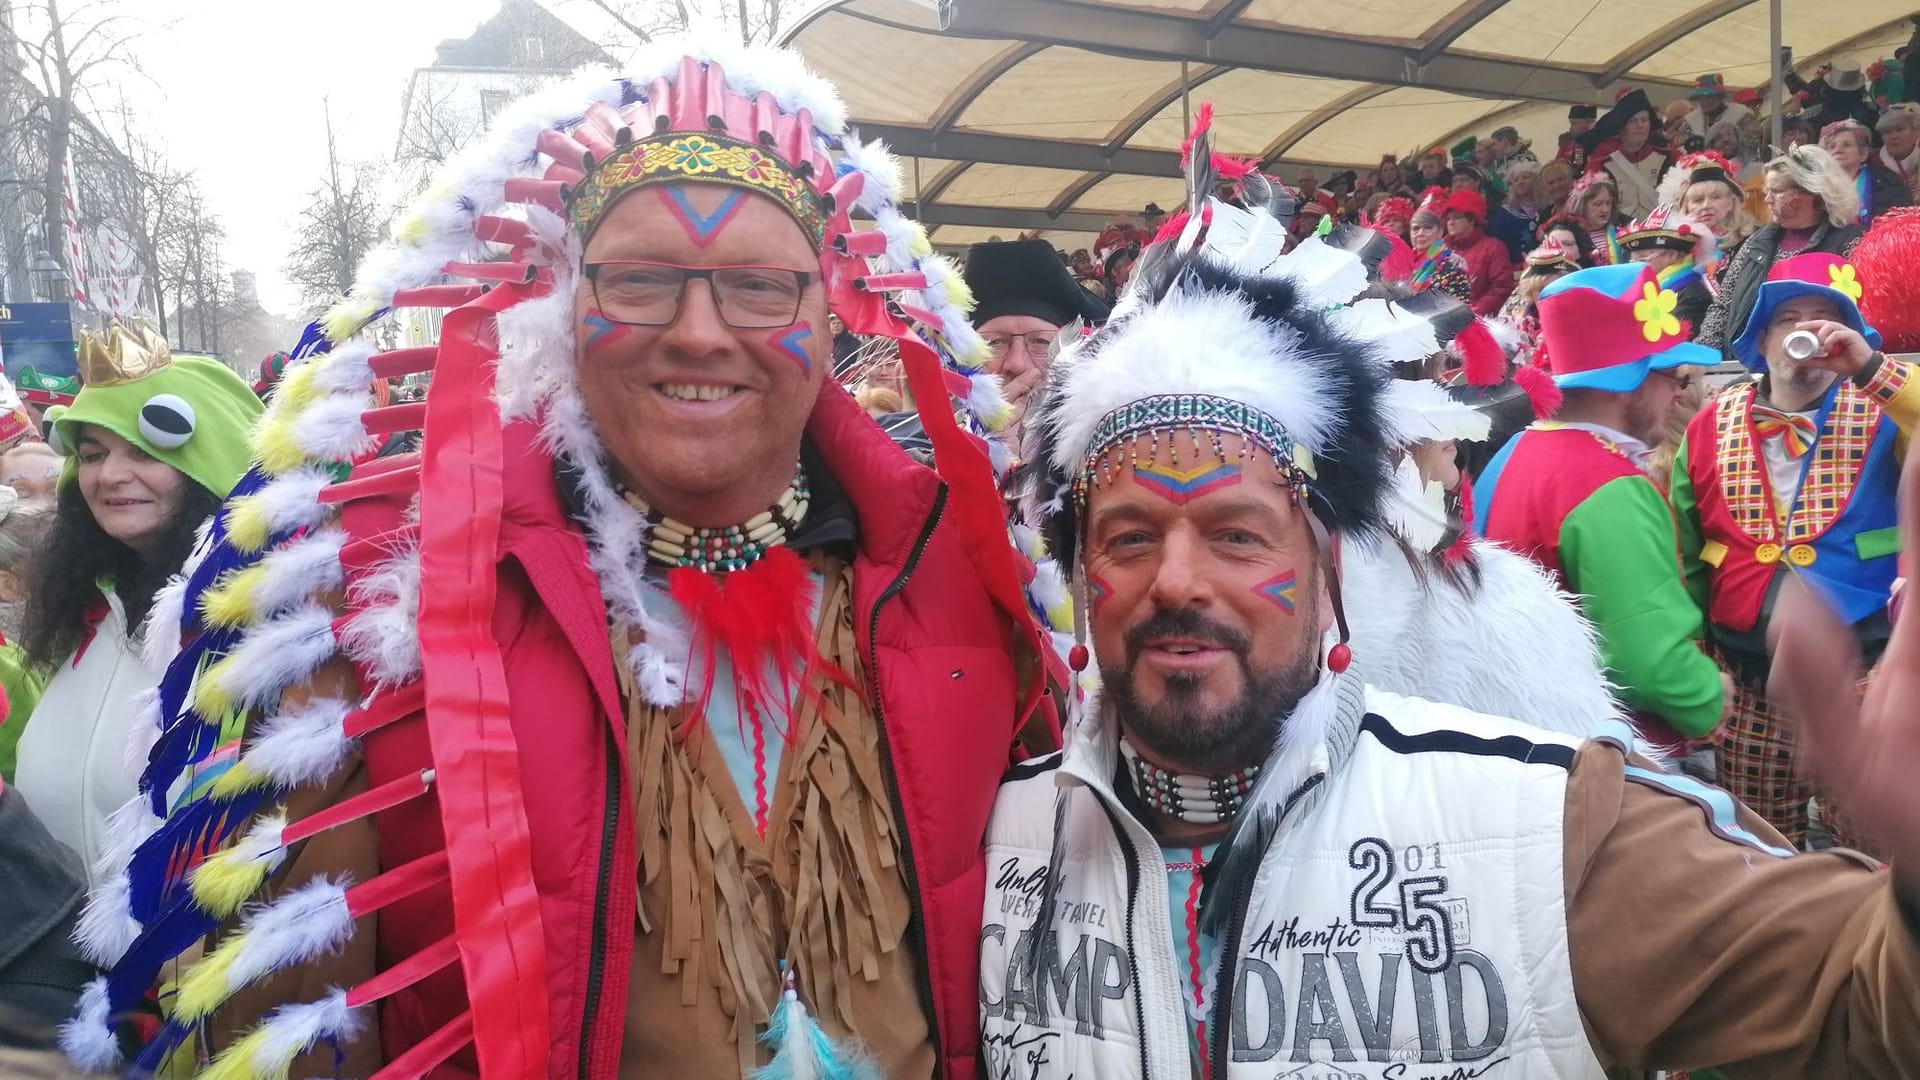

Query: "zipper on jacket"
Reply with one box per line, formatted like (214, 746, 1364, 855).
(864, 483, 948, 1064)
(577, 724, 622, 1080)
(1092, 798, 1153, 1080)
(1206, 773, 1325, 1073)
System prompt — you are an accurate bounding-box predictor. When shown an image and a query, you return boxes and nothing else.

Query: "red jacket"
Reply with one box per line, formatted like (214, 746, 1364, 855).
(1451, 226, 1516, 316)
(337, 382, 1047, 1079)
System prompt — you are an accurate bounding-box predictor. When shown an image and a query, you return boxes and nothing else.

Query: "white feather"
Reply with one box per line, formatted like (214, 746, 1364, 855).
(206, 605, 338, 713)
(1329, 298, 1443, 370)
(74, 796, 163, 965)
(245, 697, 355, 789)
(252, 467, 337, 538)
(120, 687, 162, 785)
(224, 877, 355, 993)
(843, 135, 904, 215)
(59, 976, 121, 1071)
(244, 988, 363, 1074)
(340, 543, 423, 687)
(309, 340, 377, 397)
(241, 529, 349, 621)
(289, 393, 376, 465)
(1047, 290, 1330, 475)
(1382, 380, 1491, 446)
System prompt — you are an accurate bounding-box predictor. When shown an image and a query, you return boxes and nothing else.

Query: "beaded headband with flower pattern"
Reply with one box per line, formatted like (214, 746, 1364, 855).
(567, 131, 828, 249)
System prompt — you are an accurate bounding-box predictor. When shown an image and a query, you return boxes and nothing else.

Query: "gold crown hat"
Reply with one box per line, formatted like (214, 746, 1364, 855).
(77, 321, 173, 385)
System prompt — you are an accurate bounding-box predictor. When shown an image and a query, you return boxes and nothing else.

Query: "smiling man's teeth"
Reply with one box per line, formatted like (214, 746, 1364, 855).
(660, 384, 738, 402)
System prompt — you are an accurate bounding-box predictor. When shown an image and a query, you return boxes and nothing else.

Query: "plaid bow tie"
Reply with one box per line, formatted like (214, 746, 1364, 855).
(1751, 404, 1817, 459)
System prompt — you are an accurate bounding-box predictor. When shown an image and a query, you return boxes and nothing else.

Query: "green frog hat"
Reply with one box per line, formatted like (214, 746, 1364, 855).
(49, 323, 263, 498)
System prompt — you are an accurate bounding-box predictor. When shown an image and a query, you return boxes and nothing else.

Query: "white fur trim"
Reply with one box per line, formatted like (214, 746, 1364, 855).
(340, 542, 423, 687)
(223, 877, 355, 994)
(59, 976, 121, 1071)
(206, 605, 339, 712)
(244, 698, 355, 789)
(841, 135, 903, 215)
(1342, 536, 1623, 739)
(1047, 289, 1328, 475)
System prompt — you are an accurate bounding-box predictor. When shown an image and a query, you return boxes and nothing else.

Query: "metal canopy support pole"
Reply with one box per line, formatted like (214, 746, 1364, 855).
(1181, 61, 1192, 137)
(1769, 0, 1784, 149)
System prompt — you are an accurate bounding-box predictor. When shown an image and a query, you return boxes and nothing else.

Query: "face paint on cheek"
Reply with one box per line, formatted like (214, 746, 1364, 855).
(659, 187, 748, 247)
(1086, 574, 1113, 616)
(1131, 460, 1243, 505)
(1254, 570, 1299, 614)
(582, 308, 632, 354)
(767, 325, 814, 373)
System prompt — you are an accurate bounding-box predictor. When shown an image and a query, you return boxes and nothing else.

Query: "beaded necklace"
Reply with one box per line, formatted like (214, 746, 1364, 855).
(1120, 737, 1260, 825)
(626, 464, 811, 572)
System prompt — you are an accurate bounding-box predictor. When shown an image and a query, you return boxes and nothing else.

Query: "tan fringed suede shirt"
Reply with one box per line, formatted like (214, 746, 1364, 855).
(618, 560, 934, 1078)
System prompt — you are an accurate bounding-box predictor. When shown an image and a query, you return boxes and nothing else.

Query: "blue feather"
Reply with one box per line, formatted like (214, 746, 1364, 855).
(127, 1017, 195, 1076)
(750, 964, 878, 1080)
(106, 896, 217, 1021)
(140, 627, 244, 813)
(125, 787, 276, 922)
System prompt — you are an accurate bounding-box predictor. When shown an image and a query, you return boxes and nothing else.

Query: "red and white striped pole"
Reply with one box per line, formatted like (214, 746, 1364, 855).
(61, 146, 89, 310)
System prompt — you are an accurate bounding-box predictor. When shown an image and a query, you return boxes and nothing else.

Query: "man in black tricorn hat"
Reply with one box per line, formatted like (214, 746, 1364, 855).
(962, 238, 1111, 439)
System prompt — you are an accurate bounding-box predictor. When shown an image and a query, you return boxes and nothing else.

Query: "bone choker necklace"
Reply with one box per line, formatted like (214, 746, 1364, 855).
(625, 464, 810, 573)
(1120, 737, 1261, 825)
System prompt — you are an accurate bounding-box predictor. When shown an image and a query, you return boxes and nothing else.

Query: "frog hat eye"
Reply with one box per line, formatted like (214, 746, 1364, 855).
(139, 393, 196, 449)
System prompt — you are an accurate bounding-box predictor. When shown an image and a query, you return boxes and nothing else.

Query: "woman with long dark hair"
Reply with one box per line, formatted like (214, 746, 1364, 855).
(12, 327, 260, 879)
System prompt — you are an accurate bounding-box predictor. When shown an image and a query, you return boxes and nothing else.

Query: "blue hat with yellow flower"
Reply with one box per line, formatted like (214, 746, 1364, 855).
(1538, 263, 1717, 392)
(1731, 253, 1880, 372)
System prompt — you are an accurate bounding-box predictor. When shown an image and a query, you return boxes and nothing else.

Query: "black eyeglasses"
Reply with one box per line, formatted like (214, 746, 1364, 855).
(583, 260, 819, 329)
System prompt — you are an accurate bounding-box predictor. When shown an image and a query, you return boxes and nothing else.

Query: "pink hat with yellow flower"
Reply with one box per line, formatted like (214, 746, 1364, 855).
(1731, 253, 1879, 373)
(1538, 263, 1717, 391)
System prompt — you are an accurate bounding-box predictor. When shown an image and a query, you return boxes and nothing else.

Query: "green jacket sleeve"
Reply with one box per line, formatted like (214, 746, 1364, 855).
(0, 642, 48, 784)
(1560, 475, 1724, 737)
(1666, 434, 1713, 616)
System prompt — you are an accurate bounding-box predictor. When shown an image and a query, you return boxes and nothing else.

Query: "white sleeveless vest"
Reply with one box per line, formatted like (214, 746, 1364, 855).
(980, 687, 1607, 1080)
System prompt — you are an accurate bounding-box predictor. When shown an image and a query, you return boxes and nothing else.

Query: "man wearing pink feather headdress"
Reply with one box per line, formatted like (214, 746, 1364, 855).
(66, 41, 1070, 1080)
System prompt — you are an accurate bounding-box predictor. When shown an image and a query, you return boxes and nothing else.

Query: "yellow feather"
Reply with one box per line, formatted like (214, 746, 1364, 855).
(190, 841, 277, 920)
(191, 659, 238, 720)
(272, 361, 322, 414)
(1046, 601, 1074, 633)
(200, 565, 268, 628)
(227, 497, 272, 555)
(955, 340, 990, 372)
(397, 216, 428, 246)
(209, 761, 271, 799)
(981, 401, 1014, 433)
(171, 944, 241, 1021)
(253, 415, 305, 477)
(906, 222, 933, 259)
(942, 271, 975, 311)
(198, 1023, 293, 1080)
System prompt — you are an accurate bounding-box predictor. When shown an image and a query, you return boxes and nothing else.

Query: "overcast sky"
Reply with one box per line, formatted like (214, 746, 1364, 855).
(129, 0, 501, 315)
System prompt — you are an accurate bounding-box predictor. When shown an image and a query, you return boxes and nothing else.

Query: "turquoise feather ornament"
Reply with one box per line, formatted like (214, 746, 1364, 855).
(749, 961, 877, 1080)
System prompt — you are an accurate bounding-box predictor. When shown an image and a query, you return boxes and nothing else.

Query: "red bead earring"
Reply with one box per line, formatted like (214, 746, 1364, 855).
(1069, 644, 1091, 672)
(1326, 642, 1352, 674)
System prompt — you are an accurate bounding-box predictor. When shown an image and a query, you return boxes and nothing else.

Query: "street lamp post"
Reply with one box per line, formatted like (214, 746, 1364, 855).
(30, 247, 69, 303)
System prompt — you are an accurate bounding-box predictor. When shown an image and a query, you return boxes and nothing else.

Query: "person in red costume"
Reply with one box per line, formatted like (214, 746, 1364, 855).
(1578, 89, 1676, 221)
(67, 42, 1070, 1080)
(1442, 188, 1517, 316)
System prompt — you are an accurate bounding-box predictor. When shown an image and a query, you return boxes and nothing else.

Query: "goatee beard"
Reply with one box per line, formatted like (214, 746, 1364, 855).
(1104, 604, 1322, 775)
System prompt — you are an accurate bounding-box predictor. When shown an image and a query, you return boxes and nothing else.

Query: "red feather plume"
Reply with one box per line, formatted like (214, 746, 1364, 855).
(1454, 320, 1505, 387)
(1513, 362, 1563, 420)
(666, 547, 850, 745)
(1179, 102, 1215, 168)
(1853, 207, 1920, 354)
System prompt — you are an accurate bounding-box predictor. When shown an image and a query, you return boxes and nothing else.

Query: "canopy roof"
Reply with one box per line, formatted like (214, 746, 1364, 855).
(782, 0, 1909, 248)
